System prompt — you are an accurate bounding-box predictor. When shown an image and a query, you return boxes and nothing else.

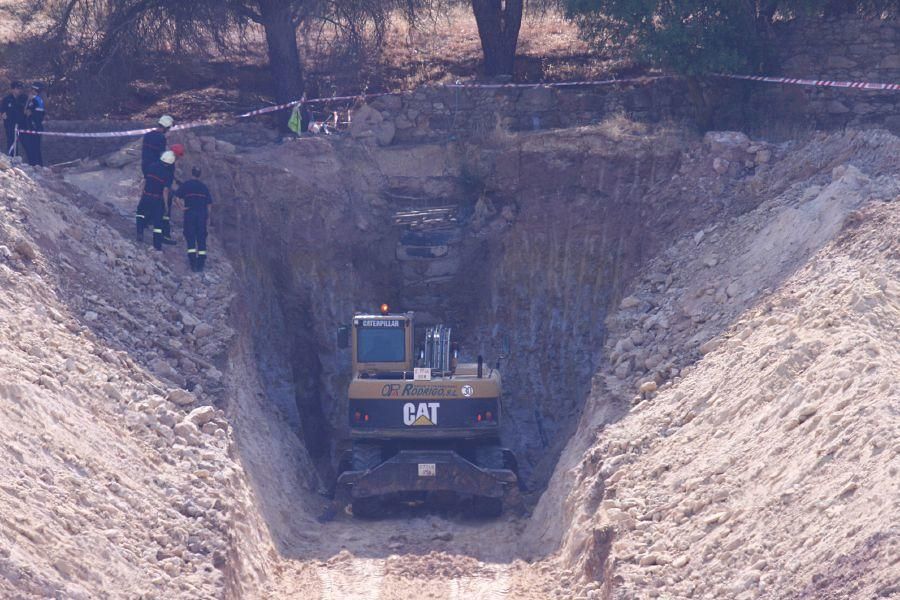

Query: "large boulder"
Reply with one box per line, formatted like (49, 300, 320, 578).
(703, 131, 751, 161)
(187, 405, 216, 426)
(351, 104, 396, 146)
(350, 104, 383, 139)
(375, 120, 396, 147)
(166, 389, 196, 406)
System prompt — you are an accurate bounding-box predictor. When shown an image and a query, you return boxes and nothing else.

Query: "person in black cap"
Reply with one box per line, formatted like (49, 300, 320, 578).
(21, 82, 45, 166)
(1, 81, 25, 156)
(174, 166, 213, 272)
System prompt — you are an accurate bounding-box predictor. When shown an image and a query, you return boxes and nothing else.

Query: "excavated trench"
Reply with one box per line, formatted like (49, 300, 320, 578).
(195, 124, 716, 523)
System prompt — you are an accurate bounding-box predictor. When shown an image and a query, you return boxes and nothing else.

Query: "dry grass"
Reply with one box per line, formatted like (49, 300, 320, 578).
(303, 6, 624, 92)
(0, 3, 625, 120)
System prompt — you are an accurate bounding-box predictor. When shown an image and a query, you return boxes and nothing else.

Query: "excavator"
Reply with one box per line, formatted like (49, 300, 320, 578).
(335, 305, 519, 517)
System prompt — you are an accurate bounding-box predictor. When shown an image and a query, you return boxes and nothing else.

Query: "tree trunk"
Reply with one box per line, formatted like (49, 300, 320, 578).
(686, 76, 714, 132)
(471, 0, 523, 77)
(258, 0, 304, 107)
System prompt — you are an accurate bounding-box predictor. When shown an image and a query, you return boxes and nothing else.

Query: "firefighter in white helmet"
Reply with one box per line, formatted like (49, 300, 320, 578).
(141, 115, 173, 175)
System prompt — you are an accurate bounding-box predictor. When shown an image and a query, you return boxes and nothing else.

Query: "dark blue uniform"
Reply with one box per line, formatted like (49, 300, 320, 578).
(161, 162, 178, 241)
(1, 92, 26, 156)
(141, 130, 166, 175)
(22, 94, 44, 166)
(137, 160, 172, 249)
(175, 178, 213, 271)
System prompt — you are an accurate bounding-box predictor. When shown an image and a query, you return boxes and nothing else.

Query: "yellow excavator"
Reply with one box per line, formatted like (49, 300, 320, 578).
(335, 305, 519, 517)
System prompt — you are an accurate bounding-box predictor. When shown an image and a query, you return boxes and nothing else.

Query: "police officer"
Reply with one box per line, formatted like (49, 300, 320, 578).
(142, 115, 173, 175)
(22, 82, 45, 166)
(1, 81, 25, 156)
(137, 150, 177, 249)
(174, 166, 213, 272)
(161, 143, 185, 245)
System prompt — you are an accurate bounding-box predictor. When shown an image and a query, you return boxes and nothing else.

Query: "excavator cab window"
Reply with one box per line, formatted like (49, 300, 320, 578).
(357, 326, 405, 363)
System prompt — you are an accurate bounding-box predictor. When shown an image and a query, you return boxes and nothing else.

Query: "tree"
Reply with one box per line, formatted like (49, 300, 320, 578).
(566, 0, 898, 76)
(27, 0, 309, 107)
(27, 0, 429, 115)
(471, 0, 523, 76)
(564, 0, 896, 127)
(565, 0, 767, 76)
(228, 0, 309, 106)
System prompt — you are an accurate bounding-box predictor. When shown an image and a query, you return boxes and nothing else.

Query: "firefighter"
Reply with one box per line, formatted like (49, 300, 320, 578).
(22, 82, 45, 166)
(1, 81, 25, 156)
(137, 150, 177, 249)
(161, 143, 185, 245)
(174, 166, 213, 272)
(141, 115, 173, 175)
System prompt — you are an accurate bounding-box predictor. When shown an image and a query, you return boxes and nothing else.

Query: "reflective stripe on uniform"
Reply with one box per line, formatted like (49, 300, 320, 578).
(162, 216, 170, 220)
(153, 229, 163, 233)
(136, 214, 144, 219)
(198, 251, 207, 255)
(187, 249, 197, 254)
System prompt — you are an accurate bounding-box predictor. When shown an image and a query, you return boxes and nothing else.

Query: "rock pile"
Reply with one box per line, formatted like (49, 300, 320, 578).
(0, 152, 252, 599)
(600, 132, 900, 410)
(536, 129, 900, 599)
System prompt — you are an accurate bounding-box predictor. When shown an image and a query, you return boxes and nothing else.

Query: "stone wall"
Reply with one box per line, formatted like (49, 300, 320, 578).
(734, 15, 900, 134)
(361, 14, 899, 144)
(364, 78, 698, 144)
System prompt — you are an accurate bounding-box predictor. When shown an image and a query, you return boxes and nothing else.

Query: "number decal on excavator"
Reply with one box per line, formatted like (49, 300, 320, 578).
(403, 402, 439, 426)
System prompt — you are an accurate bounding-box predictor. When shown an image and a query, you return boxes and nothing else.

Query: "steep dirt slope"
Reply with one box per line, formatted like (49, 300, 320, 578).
(534, 131, 900, 599)
(0, 154, 276, 598)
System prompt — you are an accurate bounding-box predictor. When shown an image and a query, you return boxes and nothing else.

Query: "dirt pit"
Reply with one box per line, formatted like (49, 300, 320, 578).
(60, 120, 728, 597)
(164, 124, 787, 596)
(2, 123, 897, 599)
(191, 127, 701, 498)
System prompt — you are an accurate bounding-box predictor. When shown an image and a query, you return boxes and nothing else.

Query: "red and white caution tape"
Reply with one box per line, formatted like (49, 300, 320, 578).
(13, 79, 668, 138)
(16, 125, 160, 138)
(7, 126, 17, 156)
(14, 71, 900, 139)
(445, 73, 900, 91)
(443, 75, 670, 89)
(233, 91, 393, 119)
(717, 73, 900, 91)
(16, 91, 393, 138)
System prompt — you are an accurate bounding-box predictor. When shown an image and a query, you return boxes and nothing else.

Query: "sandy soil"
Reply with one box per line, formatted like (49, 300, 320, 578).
(1, 125, 898, 600)
(536, 130, 900, 599)
(0, 146, 243, 598)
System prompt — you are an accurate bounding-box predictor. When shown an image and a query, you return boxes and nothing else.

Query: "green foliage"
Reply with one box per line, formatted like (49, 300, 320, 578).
(566, 0, 765, 75)
(566, 0, 897, 76)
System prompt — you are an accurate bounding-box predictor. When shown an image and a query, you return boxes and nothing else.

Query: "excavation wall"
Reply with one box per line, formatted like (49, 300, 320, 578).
(185, 122, 772, 493)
